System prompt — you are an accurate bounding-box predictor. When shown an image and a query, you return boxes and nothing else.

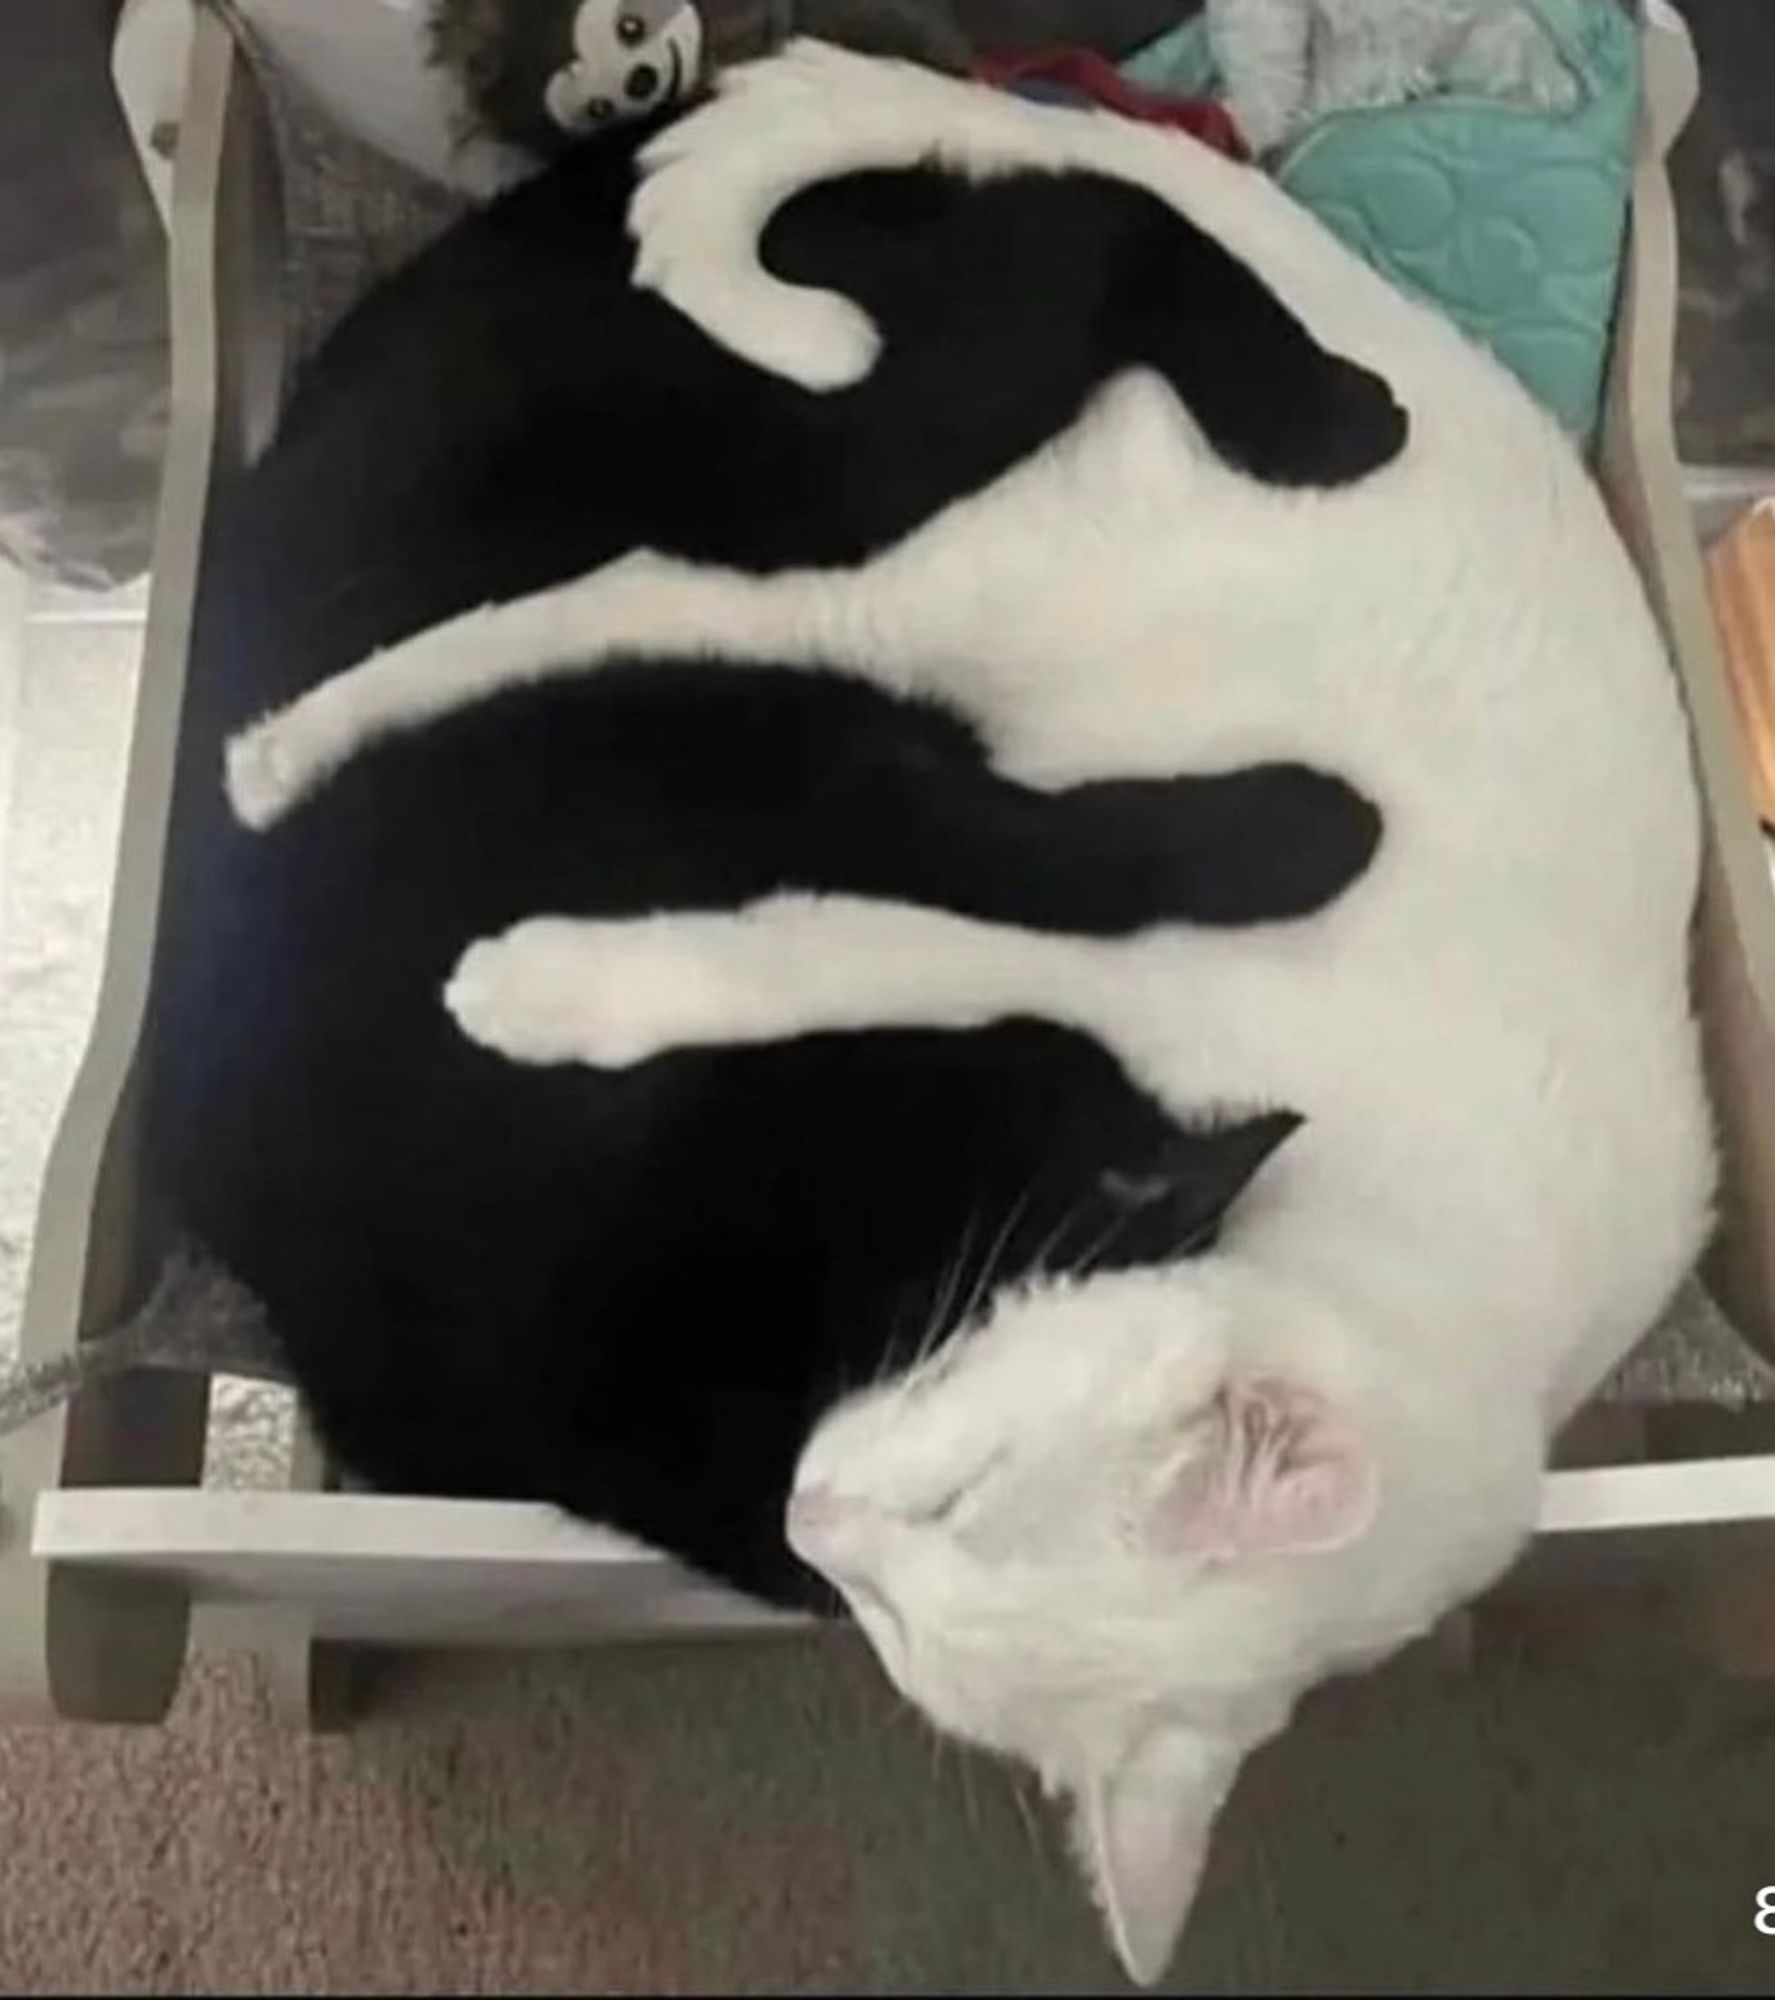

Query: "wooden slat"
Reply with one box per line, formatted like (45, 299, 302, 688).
(33, 1490, 808, 1645)
(38, 1458, 1775, 1648)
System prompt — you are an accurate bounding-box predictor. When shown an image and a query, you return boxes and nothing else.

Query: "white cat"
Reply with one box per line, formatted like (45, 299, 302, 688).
(226, 46, 1712, 1984)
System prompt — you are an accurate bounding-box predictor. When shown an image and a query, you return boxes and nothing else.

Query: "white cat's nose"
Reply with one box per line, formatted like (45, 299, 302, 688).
(785, 1490, 873, 1567)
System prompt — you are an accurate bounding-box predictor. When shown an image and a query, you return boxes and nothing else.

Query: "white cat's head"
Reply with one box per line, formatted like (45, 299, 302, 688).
(788, 1257, 1378, 1985)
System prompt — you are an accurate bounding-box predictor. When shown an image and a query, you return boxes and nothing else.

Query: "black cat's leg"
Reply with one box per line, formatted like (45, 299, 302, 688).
(1113, 197, 1407, 488)
(813, 737, 1381, 931)
(958, 764, 1382, 930)
(628, 37, 1412, 471)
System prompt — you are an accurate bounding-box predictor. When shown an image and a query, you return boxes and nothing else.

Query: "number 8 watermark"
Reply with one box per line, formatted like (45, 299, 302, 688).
(1757, 1887, 1775, 1935)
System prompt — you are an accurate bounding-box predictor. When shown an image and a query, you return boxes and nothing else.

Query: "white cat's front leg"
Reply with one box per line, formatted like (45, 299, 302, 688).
(444, 892, 1117, 1068)
(224, 549, 901, 829)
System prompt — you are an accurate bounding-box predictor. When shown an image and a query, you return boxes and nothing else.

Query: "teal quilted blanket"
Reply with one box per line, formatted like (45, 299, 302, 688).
(1124, 0, 1639, 443)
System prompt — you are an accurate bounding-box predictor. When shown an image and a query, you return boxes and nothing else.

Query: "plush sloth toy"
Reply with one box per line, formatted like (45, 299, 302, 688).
(430, 0, 1197, 158)
(430, 0, 975, 158)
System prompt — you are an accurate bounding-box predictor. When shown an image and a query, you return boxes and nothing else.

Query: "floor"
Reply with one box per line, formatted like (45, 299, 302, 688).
(5, 3, 1775, 1992)
(1670, 0, 1775, 465)
(6, 1634, 1775, 1994)
(0, 572, 138, 1364)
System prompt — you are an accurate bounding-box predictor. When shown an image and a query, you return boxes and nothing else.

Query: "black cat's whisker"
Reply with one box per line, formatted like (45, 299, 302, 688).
(905, 1200, 984, 1381)
(869, 1255, 944, 1393)
(873, 1292, 922, 1392)
(1062, 1200, 1150, 1284)
(899, 1176, 1038, 1404)
(1023, 1184, 1105, 1286)
(950, 1175, 1041, 1349)
(933, 1203, 984, 1343)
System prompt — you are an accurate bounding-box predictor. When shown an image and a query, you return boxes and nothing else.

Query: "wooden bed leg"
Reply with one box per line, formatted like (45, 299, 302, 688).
(0, 1381, 205, 1725)
(253, 1402, 357, 1731)
(258, 1617, 357, 1731)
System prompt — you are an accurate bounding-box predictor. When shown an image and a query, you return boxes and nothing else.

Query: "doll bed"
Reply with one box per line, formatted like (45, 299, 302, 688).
(5, 0, 1775, 1728)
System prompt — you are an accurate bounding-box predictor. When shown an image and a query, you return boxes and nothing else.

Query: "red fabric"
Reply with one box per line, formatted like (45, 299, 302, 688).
(973, 47, 1248, 159)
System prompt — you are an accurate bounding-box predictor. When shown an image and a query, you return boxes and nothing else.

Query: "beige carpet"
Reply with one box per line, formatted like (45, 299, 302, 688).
(4, 1628, 1775, 1995)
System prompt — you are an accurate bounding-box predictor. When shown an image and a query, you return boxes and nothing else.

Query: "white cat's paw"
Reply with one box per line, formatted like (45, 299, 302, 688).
(447, 931, 585, 1066)
(629, 41, 893, 391)
(630, 194, 881, 392)
(225, 710, 321, 830)
(691, 280, 880, 392)
(444, 915, 757, 1069)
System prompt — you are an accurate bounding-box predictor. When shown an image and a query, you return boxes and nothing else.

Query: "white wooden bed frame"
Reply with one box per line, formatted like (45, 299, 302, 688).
(5, 0, 1775, 1727)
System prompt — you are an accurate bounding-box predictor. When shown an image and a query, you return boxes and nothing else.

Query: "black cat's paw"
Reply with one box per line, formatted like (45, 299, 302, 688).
(1235, 359, 1410, 489)
(1176, 763, 1383, 924)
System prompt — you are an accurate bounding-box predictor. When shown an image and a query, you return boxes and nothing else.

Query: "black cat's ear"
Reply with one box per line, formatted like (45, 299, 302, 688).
(1098, 1109, 1303, 1264)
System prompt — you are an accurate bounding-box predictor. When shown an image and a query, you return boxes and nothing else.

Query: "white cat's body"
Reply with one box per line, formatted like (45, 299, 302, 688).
(227, 48, 1712, 1981)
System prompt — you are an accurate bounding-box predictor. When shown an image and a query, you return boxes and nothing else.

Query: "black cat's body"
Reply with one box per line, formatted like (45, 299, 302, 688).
(153, 122, 1396, 1604)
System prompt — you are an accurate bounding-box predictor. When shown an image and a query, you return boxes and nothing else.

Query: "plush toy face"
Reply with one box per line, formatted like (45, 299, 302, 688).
(543, 0, 705, 133)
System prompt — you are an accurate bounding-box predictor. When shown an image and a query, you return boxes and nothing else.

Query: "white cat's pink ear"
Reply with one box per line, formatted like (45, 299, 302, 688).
(1071, 1728, 1241, 1986)
(1157, 1375, 1377, 1560)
